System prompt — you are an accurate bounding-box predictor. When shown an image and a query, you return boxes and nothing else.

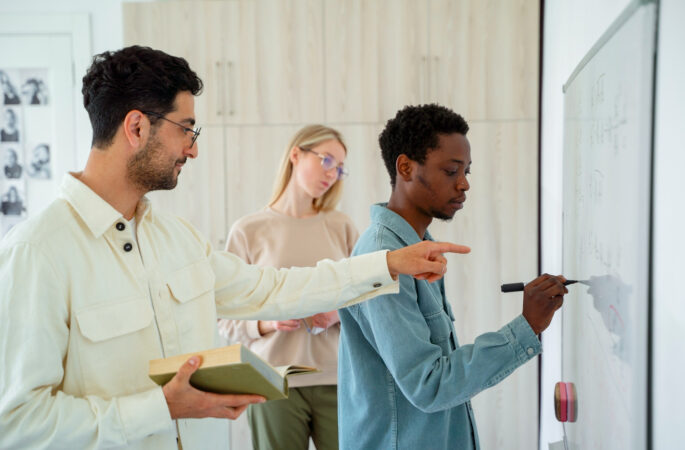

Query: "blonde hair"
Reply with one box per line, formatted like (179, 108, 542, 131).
(269, 124, 347, 212)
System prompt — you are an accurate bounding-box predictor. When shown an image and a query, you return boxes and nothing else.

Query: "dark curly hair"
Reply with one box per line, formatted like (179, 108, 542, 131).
(379, 104, 469, 188)
(82, 45, 203, 147)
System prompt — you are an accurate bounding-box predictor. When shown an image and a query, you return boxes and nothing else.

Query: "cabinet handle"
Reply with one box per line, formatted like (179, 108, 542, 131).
(215, 61, 224, 117)
(419, 55, 428, 102)
(226, 61, 235, 117)
(431, 56, 440, 101)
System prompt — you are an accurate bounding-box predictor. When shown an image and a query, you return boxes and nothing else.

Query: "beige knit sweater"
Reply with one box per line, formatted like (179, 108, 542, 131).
(217, 207, 359, 387)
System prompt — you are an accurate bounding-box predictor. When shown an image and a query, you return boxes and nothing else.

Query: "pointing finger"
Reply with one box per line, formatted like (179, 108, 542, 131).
(430, 242, 471, 255)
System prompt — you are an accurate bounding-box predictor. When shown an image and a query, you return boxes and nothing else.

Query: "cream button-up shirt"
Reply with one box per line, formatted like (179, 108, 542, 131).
(0, 173, 398, 449)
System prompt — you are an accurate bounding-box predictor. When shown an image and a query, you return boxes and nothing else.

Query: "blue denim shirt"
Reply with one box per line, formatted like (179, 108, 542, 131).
(338, 204, 542, 450)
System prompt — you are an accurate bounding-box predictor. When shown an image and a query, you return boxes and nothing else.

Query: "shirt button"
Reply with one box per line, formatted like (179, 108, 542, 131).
(527, 347, 535, 356)
(123, 243, 133, 252)
(373, 282, 382, 288)
(116, 222, 125, 231)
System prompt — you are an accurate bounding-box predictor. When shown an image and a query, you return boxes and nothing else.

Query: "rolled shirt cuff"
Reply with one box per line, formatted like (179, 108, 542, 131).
(342, 250, 399, 308)
(500, 314, 542, 364)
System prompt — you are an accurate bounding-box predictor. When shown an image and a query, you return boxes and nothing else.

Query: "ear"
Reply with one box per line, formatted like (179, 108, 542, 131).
(289, 146, 300, 165)
(122, 110, 148, 149)
(395, 154, 415, 183)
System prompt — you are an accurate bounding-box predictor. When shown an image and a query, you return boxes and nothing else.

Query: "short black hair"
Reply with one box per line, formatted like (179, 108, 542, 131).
(379, 104, 469, 188)
(82, 45, 203, 147)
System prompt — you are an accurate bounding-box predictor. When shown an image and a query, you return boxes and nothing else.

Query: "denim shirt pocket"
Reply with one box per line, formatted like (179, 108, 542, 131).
(424, 310, 453, 355)
(416, 280, 454, 355)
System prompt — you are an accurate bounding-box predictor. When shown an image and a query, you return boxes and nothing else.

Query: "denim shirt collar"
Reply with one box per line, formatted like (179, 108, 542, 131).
(370, 203, 434, 246)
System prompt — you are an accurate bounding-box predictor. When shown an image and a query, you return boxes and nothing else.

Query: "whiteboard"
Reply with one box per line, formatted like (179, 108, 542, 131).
(561, 1, 656, 449)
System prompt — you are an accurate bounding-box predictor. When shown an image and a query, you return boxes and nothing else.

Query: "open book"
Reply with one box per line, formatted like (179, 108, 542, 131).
(148, 344, 318, 401)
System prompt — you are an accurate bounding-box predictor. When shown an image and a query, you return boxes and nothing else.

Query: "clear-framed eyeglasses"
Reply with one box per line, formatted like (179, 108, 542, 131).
(300, 147, 349, 180)
(142, 110, 201, 147)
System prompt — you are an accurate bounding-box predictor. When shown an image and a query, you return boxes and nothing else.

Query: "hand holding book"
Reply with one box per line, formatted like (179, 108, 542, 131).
(150, 344, 319, 407)
(161, 354, 266, 420)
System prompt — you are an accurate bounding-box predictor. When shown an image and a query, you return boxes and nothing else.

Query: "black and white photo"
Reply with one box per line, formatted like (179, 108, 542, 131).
(0, 185, 25, 216)
(26, 143, 50, 179)
(3, 148, 22, 179)
(21, 77, 49, 105)
(1, 108, 20, 142)
(0, 70, 21, 105)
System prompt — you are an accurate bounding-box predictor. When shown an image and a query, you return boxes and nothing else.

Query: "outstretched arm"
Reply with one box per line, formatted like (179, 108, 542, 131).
(213, 241, 470, 322)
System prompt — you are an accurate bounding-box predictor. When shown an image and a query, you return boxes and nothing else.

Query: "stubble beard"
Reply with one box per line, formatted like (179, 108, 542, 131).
(417, 173, 456, 222)
(126, 134, 182, 192)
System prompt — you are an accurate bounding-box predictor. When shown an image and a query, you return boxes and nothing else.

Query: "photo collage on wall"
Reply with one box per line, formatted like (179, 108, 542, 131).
(0, 68, 52, 237)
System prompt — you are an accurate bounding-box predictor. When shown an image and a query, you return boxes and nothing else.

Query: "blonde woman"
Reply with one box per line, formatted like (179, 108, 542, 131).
(218, 125, 356, 450)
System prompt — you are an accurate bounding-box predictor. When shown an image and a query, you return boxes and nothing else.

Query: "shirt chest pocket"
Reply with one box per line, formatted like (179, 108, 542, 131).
(424, 310, 453, 352)
(77, 297, 154, 343)
(418, 284, 455, 355)
(166, 259, 216, 336)
(75, 297, 156, 393)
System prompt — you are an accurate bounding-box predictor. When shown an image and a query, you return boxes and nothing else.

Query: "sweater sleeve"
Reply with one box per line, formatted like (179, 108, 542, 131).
(217, 220, 263, 343)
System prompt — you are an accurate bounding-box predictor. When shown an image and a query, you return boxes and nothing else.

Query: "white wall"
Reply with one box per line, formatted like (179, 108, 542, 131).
(539, 0, 630, 448)
(0, 0, 124, 54)
(0, 0, 134, 166)
(541, 0, 684, 448)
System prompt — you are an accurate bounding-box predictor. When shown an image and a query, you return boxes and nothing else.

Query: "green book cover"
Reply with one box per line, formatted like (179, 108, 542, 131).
(148, 344, 318, 401)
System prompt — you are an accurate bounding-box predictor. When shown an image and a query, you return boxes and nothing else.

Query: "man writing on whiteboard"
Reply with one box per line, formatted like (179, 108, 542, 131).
(0, 47, 470, 449)
(338, 104, 567, 449)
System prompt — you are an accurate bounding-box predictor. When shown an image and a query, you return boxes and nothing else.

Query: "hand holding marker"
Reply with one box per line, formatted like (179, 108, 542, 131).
(501, 279, 589, 293)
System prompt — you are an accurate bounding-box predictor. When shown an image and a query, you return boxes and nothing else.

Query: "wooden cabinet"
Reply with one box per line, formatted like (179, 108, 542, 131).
(323, 0, 428, 123)
(324, 0, 539, 123)
(124, 3, 540, 448)
(428, 0, 539, 120)
(223, 125, 300, 228)
(124, 0, 324, 126)
(219, 0, 325, 125)
(334, 124, 390, 229)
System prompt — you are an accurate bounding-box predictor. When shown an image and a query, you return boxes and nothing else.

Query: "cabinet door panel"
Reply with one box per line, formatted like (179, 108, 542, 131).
(324, 0, 380, 123)
(428, 0, 539, 120)
(334, 124, 391, 231)
(377, 0, 429, 121)
(147, 126, 227, 249)
(223, 125, 301, 232)
(224, 0, 325, 125)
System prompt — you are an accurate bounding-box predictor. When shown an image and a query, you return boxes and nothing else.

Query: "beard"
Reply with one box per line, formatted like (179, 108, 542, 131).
(126, 134, 185, 192)
(416, 173, 456, 221)
(431, 209, 455, 221)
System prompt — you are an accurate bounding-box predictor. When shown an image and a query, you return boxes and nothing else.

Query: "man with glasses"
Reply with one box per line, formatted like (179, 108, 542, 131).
(0, 46, 470, 449)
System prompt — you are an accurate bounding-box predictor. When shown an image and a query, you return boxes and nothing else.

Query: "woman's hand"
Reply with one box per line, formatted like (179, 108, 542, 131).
(257, 320, 300, 335)
(310, 310, 340, 330)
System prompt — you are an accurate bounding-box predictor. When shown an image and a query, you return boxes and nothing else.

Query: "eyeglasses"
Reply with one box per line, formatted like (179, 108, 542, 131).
(142, 111, 201, 147)
(299, 147, 349, 180)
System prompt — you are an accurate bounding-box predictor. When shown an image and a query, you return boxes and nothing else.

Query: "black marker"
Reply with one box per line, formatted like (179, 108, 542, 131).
(501, 279, 582, 293)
